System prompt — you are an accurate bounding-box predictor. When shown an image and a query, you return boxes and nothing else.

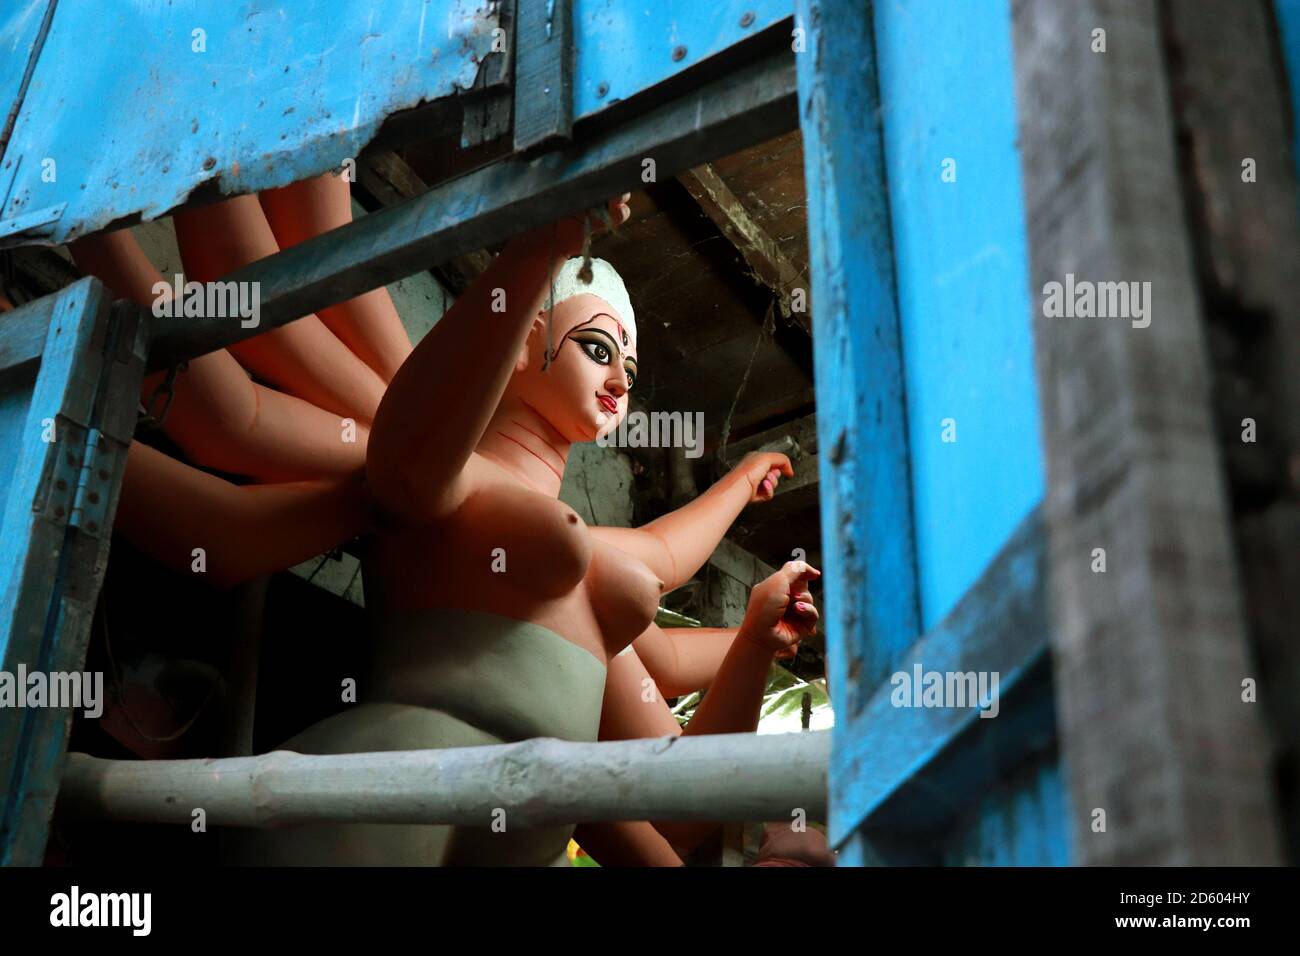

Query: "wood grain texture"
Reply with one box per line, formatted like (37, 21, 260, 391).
(678, 163, 808, 330)
(0, 280, 147, 865)
(1012, 0, 1281, 864)
(513, 0, 573, 152)
(1161, 0, 1300, 864)
(794, 0, 921, 851)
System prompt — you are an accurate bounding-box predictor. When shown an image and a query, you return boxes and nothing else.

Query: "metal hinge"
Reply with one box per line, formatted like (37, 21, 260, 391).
(68, 427, 110, 535)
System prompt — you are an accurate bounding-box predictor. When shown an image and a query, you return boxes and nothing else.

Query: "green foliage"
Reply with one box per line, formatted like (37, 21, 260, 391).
(671, 662, 833, 734)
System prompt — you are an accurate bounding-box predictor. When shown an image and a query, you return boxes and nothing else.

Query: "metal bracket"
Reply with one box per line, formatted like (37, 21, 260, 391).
(31, 416, 84, 529)
(0, 201, 67, 242)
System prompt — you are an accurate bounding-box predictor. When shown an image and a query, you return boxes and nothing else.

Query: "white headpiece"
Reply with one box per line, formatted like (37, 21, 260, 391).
(544, 257, 636, 347)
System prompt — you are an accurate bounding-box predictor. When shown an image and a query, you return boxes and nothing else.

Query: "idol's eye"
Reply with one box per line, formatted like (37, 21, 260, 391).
(624, 366, 636, 390)
(577, 338, 612, 365)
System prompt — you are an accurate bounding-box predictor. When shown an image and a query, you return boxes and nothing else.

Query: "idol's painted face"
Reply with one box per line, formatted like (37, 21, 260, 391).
(512, 293, 639, 443)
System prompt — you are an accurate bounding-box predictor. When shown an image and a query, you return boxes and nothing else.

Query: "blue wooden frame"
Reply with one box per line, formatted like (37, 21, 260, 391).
(0, 279, 147, 865)
(794, 0, 920, 865)
(1278, 0, 1300, 190)
(796, 0, 1065, 864)
(0, 0, 1079, 865)
(0, 0, 799, 248)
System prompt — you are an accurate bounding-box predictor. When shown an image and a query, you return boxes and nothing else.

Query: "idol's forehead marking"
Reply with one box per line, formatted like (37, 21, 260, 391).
(588, 312, 637, 362)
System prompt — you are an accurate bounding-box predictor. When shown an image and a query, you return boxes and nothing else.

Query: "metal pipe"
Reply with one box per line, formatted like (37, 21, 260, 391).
(59, 730, 828, 829)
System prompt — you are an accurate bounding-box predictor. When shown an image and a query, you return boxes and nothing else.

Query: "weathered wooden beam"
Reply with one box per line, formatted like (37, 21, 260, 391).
(148, 47, 798, 371)
(513, 0, 573, 152)
(58, 731, 828, 829)
(353, 150, 493, 296)
(678, 163, 809, 333)
(0, 283, 148, 866)
(700, 537, 778, 629)
(708, 536, 777, 589)
(1160, 0, 1300, 863)
(715, 412, 819, 470)
(1012, 0, 1282, 865)
(793, 0, 922, 796)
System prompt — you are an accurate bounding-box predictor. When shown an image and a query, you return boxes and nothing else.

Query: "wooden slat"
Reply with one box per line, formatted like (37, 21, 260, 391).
(831, 507, 1051, 846)
(1160, 0, 1300, 863)
(678, 163, 810, 332)
(354, 149, 493, 295)
(1011, 0, 1281, 865)
(513, 0, 573, 152)
(793, 0, 921, 854)
(0, 280, 147, 865)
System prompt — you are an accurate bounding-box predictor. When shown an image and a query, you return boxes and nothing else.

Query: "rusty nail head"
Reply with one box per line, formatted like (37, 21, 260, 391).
(596, 82, 609, 97)
(672, 45, 687, 61)
(202, 157, 216, 171)
(740, 12, 755, 27)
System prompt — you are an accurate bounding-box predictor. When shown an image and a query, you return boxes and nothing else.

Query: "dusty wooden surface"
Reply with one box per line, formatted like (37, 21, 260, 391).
(1012, 0, 1282, 864)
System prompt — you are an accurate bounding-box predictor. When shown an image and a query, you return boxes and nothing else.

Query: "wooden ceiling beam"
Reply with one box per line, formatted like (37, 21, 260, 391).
(354, 149, 492, 296)
(678, 162, 810, 334)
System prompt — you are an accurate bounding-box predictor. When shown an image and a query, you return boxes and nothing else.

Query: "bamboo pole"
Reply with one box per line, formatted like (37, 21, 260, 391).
(59, 731, 828, 828)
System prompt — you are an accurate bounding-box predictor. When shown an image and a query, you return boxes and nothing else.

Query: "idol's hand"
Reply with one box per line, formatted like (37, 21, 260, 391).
(519, 193, 632, 258)
(739, 560, 821, 658)
(733, 451, 794, 504)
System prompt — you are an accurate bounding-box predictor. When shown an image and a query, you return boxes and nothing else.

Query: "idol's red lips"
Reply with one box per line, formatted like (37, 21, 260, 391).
(597, 394, 619, 414)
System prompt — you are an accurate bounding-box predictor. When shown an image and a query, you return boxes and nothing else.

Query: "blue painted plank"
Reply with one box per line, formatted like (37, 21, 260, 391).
(1277, 0, 1300, 191)
(0, 0, 505, 246)
(572, 0, 792, 118)
(794, 0, 922, 852)
(2, 1, 795, 247)
(0, 279, 115, 865)
(940, 752, 1069, 866)
(0, 1, 50, 146)
(873, 0, 1043, 630)
(833, 508, 1051, 846)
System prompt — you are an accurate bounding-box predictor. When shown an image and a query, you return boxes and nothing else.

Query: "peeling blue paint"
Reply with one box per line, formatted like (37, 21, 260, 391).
(0, 0, 503, 247)
(874, 0, 1044, 630)
(573, 0, 792, 118)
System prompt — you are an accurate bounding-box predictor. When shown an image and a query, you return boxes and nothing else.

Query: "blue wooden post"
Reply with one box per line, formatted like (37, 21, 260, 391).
(0, 279, 147, 865)
(793, 0, 921, 862)
(1277, 0, 1300, 190)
